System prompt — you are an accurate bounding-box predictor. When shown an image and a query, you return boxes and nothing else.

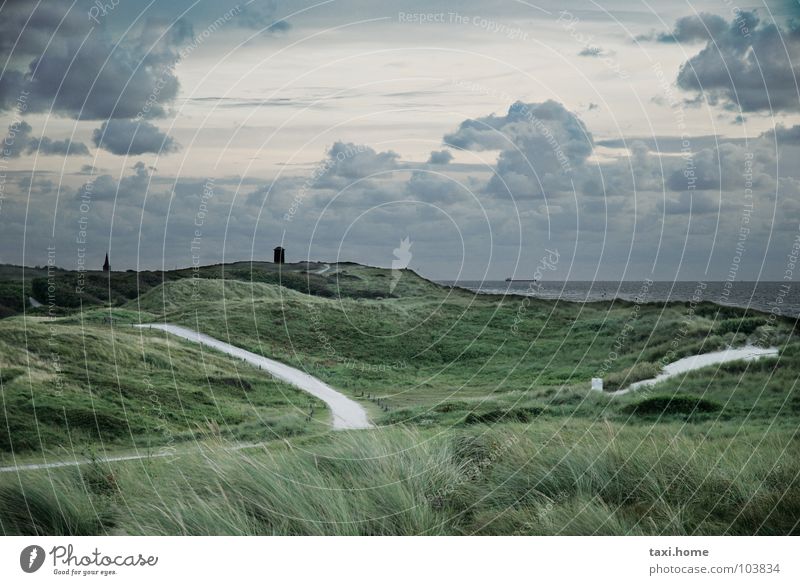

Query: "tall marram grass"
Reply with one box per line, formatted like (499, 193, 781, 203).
(122, 429, 464, 535)
(1, 424, 798, 535)
(458, 427, 800, 535)
(0, 467, 114, 535)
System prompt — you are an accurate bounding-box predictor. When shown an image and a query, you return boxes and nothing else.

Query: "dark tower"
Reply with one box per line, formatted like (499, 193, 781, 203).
(273, 246, 285, 264)
(102, 253, 110, 272)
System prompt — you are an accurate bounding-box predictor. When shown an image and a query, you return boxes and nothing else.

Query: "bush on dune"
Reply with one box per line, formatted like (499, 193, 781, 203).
(621, 394, 722, 417)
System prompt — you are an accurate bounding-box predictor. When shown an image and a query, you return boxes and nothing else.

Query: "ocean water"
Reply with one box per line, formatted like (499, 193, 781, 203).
(437, 280, 800, 319)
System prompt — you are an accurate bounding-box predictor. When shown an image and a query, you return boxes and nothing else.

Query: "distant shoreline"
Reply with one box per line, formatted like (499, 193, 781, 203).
(437, 280, 800, 319)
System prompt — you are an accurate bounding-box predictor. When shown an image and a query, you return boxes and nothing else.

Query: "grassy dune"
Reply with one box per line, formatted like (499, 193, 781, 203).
(146, 278, 797, 431)
(1, 424, 797, 535)
(0, 314, 325, 460)
(1, 264, 798, 534)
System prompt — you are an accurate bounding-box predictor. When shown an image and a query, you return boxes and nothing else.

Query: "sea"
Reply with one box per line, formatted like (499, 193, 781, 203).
(436, 280, 800, 319)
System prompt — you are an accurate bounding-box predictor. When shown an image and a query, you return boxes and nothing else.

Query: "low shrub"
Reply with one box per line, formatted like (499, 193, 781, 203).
(622, 394, 721, 416)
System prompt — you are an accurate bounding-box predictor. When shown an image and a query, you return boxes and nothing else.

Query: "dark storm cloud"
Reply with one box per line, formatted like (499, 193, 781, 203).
(443, 100, 593, 198)
(92, 119, 179, 155)
(444, 100, 592, 161)
(660, 191, 719, 215)
(762, 124, 800, 144)
(2, 121, 90, 158)
(311, 141, 401, 189)
(597, 135, 747, 152)
(405, 171, 465, 203)
(666, 142, 775, 193)
(441, 98, 785, 217)
(0, 1, 88, 56)
(329, 141, 399, 178)
(0, 1, 189, 120)
(32, 135, 91, 157)
(674, 11, 800, 112)
(578, 46, 604, 57)
(427, 150, 453, 165)
(639, 13, 728, 43)
(78, 161, 152, 201)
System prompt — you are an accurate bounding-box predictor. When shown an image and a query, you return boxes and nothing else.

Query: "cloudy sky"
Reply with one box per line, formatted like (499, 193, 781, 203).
(1, 0, 799, 281)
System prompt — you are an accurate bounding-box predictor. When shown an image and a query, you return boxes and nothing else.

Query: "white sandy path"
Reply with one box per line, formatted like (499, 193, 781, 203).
(137, 324, 372, 430)
(0, 324, 371, 473)
(601, 345, 779, 396)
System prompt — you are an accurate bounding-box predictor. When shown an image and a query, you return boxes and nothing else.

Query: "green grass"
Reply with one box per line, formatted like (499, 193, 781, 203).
(0, 260, 443, 319)
(1, 423, 796, 535)
(0, 314, 327, 460)
(1, 262, 798, 535)
(621, 394, 722, 417)
(138, 278, 796, 431)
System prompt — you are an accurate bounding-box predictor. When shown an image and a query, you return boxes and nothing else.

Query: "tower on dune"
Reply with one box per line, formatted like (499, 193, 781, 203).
(273, 246, 285, 264)
(102, 253, 110, 272)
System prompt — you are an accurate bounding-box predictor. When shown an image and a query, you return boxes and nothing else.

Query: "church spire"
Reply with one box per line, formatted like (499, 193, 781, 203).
(102, 253, 110, 272)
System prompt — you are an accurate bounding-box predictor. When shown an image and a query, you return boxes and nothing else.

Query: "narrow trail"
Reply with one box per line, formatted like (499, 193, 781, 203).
(138, 324, 372, 430)
(2, 334, 778, 473)
(599, 345, 779, 396)
(0, 324, 371, 474)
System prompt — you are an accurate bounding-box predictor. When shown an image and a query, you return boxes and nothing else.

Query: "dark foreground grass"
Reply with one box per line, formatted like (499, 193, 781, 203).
(1, 423, 797, 535)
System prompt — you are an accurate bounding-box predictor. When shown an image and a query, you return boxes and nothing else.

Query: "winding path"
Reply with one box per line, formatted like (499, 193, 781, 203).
(601, 345, 779, 396)
(2, 335, 778, 472)
(137, 324, 372, 430)
(0, 324, 371, 474)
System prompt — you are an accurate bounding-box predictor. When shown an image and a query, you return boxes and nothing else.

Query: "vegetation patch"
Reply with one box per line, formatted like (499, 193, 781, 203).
(622, 394, 722, 417)
(462, 406, 544, 425)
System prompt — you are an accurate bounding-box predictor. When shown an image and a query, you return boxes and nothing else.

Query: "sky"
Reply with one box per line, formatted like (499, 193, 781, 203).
(1, 0, 799, 281)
